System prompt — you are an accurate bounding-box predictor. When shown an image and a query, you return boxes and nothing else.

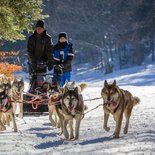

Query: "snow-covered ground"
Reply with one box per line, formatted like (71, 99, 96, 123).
(0, 63, 155, 155)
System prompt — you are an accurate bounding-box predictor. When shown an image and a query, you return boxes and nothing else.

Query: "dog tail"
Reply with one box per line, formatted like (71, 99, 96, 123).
(78, 83, 88, 92)
(81, 105, 88, 119)
(133, 97, 140, 106)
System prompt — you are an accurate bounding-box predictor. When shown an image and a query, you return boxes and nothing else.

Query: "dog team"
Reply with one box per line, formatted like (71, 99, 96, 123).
(0, 75, 140, 140)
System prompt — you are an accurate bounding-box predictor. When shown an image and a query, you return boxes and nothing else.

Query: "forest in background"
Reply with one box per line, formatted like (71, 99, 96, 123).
(1, 0, 155, 73)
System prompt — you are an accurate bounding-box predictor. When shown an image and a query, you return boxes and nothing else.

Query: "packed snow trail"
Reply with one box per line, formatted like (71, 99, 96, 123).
(0, 64, 155, 155)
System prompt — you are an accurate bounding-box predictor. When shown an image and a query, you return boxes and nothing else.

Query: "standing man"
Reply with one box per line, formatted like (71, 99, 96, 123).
(27, 20, 54, 84)
(53, 32, 74, 87)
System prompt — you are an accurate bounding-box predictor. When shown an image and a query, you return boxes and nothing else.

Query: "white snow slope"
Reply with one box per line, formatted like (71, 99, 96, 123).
(0, 63, 155, 155)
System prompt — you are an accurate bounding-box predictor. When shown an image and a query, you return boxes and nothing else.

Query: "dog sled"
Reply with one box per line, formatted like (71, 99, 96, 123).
(23, 62, 64, 115)
(23, 72, 52, 115)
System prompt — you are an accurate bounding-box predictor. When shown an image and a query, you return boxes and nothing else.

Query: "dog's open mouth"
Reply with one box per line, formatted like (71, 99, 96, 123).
(50, 93, 59, 101)
(14, 90, 22, 96)
(106, 101, 117, 107)
(50, 97, 58, 102)
(111, 101, 117, 107)
(68, 106, 73, 111)
(68, 106, 76, 115)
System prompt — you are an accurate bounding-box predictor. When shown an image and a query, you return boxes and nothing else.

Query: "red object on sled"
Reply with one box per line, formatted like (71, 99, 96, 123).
(23, 80, 49, 115)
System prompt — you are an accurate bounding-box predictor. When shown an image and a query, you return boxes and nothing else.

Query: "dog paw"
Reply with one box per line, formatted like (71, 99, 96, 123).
(51, 122, 56, 127)
(64, 133, 69, 139)
(113, 134, 119, 139)
(74, 137, 79, 140)
(124, 128, 128, 134)
(56, 124, 61, 128)
(64, 136, 69, 140)
(0, 126, 6, 131)
(104, 126, 110, 132)
(14, 128, 18, 132)
(69, 136, 75, 140)
(18, 113, 23, 119)
(58, 132, 63, 136)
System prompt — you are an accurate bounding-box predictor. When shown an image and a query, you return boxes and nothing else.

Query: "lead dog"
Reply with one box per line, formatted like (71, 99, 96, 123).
(48, 81, 87, 140)
(101, 80, 140, 138)
(60, 81, 87, 140)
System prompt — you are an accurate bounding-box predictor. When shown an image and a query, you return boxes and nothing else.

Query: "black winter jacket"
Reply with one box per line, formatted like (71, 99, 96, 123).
(27, 30, 54, 68)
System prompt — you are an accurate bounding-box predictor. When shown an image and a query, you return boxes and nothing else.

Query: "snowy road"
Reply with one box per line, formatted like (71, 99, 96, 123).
(0, 85, 155, 155)
(0, 64, 155, 155)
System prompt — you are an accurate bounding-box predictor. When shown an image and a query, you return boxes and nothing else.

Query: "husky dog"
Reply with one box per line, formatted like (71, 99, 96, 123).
(58, 81, 87, 140)
(0, 79, 17, 132)
(63, 81, 87, 95)
(11, 77, 24, 118)
(101, 80, 140, 138)
(47, 81, 62, 128)
(1, 76, 12, 95)
(0, 76, 12, 128)
(0, 113, 11, 126)
(48, 81, 87, 139)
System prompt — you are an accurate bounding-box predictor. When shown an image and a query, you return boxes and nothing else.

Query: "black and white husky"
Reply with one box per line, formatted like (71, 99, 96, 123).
(0, 77, 17, 132)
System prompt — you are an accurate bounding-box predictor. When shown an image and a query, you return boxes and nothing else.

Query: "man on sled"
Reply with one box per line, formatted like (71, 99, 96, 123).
(27, 20, 54, 88)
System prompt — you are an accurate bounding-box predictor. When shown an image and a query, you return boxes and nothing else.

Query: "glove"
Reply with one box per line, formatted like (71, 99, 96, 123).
(58, 64, 64, 69)
(63, 62, 68, 69)
(54, 64, 64, 71)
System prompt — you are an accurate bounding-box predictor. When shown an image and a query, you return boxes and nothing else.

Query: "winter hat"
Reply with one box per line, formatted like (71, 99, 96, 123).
(35, 20, 45, 28)
(58, 32, 68, 40)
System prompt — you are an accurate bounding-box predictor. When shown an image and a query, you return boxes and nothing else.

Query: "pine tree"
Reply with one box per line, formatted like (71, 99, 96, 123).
(0, 0, 48, 41)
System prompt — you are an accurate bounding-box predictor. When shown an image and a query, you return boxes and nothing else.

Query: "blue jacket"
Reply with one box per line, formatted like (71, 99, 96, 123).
(53, 42, 74, 72)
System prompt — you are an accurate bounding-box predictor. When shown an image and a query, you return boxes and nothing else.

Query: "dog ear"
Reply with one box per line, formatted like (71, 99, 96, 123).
(59, 87, 64, 94)
(47, 83, 51, 91)
(112, 80, 116, 87)
(55, 81, 59, 89)
(71, 81, 76, 86)
(20, 77, 24, 82)
(13, 77, 17, 83)
(104, 80, 108, 87)
(74, 87, 79, 94)
(63, 86, 69, 94)
(20, 77, 24, 84)
(65, 80, 69, 85)
(63, 80, 69, 88)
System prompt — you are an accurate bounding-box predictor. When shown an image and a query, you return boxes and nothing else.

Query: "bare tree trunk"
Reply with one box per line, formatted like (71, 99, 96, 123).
(118, 46, 122, 69)
(101, 40, 113, 74)
(152, 0, 155, 61)
(153, 33, 155, 61)
(109, 37, 113, 61)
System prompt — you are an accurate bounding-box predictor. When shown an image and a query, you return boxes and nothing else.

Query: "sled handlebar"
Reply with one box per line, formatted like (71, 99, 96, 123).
(31, 73, 54, 76)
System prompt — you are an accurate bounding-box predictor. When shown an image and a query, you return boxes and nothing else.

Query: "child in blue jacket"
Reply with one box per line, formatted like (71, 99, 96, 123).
(53, 32, 74, 86)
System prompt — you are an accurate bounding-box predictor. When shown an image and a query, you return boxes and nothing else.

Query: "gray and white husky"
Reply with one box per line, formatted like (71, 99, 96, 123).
(11, 77, 24, 119)
(60, 81, 87, 140)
